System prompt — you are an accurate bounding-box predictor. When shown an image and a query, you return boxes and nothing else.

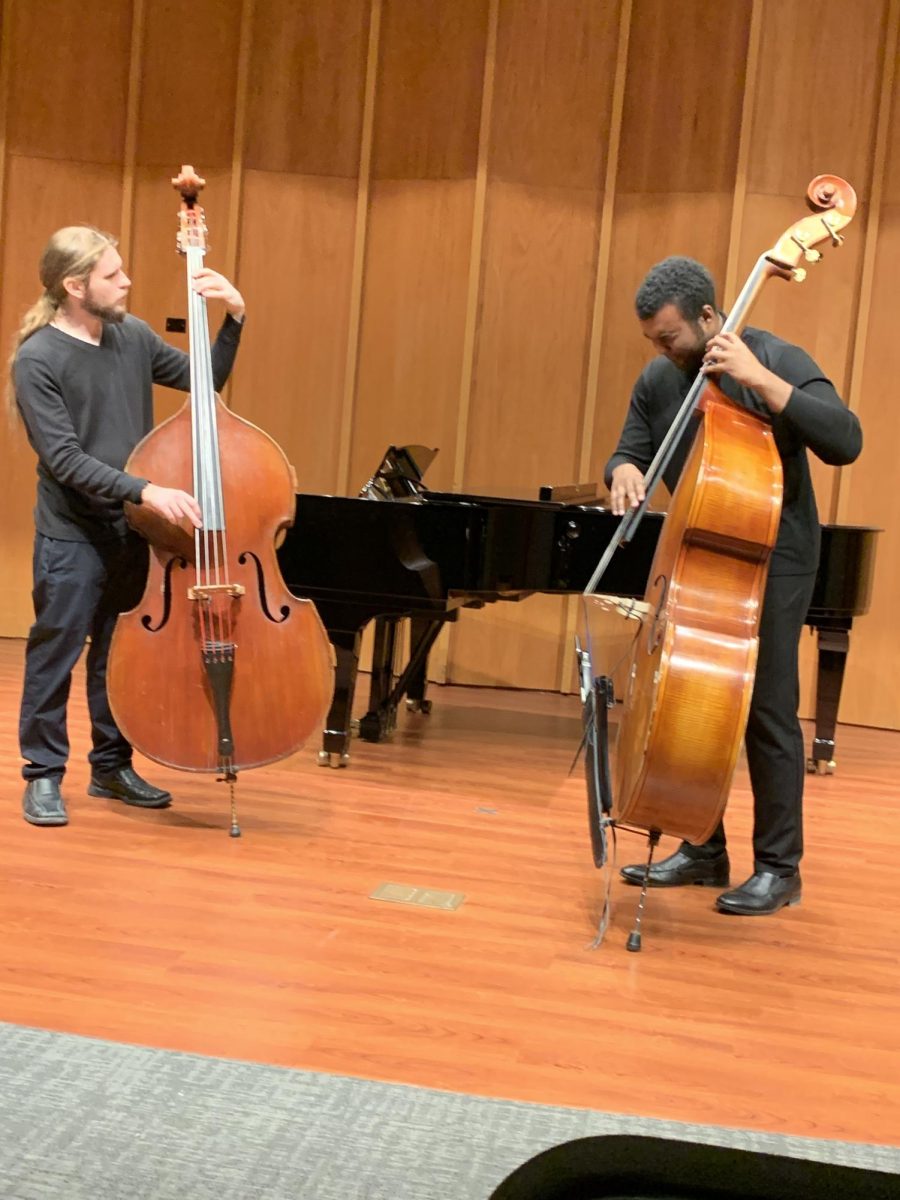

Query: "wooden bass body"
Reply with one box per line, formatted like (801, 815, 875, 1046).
(613, 383, 783, 843)
(107, 396, 335, 773)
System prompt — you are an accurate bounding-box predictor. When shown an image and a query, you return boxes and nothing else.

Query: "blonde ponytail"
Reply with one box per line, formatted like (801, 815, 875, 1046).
(6, 225, 117, 427)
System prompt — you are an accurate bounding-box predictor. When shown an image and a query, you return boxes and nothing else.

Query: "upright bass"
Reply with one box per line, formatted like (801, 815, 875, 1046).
(107, 167, 334, 832)
(584, 176, 857, 860)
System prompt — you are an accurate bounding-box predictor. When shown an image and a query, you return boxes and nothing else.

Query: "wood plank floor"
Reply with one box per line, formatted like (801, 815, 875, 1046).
(0, 637, 898, 1147)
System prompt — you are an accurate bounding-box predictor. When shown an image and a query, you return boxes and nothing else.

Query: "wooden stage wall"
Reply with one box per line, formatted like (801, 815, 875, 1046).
(0, 0, 898, 728)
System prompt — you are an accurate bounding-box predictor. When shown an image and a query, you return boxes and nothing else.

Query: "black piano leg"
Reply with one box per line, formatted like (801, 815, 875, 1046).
(319, 627, 364, 768)
(807, 625, 850, 775)
(405, 617, 434, 715)
(359, 618, 401, 742)
(359, 617, 446, 740)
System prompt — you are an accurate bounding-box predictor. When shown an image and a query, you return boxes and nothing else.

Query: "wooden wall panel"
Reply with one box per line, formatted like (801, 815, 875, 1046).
(449, 183, 600, 687)
(128, 1, 245, 415)
(350, 0, 488, 498)
(137, 0, 242, 168)
(834, 34, 900, 729)
(231, 170, 358, 494)
(490, 0, 619, 190)
(465, 183, 600, 494)
(0, 0, 898, 733)
(372, 0, 488, 180)
(838, 210, 900, 727)
(749, 26, 882, 367)
(747, 0, 887, 198)
(350, 180, 475, 495)
(6, 0, 132, 162)
(886, 50, 900, 199)
(450, 1, 620, 688)
(451, 594, 571, 692)
(245, 0, 369, 177)
(465, 0, 621, 493)
(738, 0, 887, 364)
(240, 0, 370, 492)
(615, 0, 752, 195)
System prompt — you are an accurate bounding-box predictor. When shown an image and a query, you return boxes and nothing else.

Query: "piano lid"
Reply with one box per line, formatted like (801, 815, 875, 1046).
(359, 444, 438, 502)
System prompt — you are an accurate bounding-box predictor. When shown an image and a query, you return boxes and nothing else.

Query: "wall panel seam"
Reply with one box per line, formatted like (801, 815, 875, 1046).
(722, 0, 763, 308)
(119, 0, 146, 269)
(835, 0, 900, 522)
(442, 0, 498, 685)
(559, 0, 633, 694)
(0, 0, 15, 269)
(576, 0, 632, 489)
(337, 0, 381, 497)
(222, 0, 255, 411)
(451, 0, 499, 495)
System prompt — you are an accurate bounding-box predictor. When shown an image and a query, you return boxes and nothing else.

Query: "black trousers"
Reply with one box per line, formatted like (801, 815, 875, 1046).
(19, 532, 148, 781)
(695, 569, 817, 875)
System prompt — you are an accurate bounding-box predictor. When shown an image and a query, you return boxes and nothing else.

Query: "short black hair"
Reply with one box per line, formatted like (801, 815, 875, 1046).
(635, 256, 716, 322)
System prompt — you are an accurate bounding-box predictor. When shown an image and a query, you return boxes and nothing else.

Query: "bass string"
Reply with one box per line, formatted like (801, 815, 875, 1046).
(187, 245, 233, 654)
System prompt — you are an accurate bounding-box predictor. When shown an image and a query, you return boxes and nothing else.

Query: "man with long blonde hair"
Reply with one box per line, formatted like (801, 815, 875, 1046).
(11, 225, 245, 826)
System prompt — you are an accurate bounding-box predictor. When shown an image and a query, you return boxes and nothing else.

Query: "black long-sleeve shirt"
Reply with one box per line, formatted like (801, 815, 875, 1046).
(604, 326, 862, 575)
(15, 313, 243, 543)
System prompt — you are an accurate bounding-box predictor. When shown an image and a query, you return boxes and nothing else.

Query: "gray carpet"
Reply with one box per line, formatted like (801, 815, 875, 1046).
(0, 1022, 897, 1199)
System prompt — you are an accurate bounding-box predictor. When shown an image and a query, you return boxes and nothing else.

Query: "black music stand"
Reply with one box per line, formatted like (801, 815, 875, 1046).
(358, 444, 438, 501)
(575, 638, 614, 870)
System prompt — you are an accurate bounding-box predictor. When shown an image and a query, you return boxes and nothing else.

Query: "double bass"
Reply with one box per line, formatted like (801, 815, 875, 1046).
(584, 176, 857, 887)
(107, 167, 334, 833)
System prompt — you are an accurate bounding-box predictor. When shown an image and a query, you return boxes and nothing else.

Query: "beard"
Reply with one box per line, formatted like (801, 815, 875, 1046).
(679, 348, 706, 376)
(674, 323, 709, 375)
(82, 287, 127, 325)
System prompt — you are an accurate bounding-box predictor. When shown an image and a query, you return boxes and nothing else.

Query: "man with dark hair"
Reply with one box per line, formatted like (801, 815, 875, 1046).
(634, 255, 717, 323)
(606, 256, 862, 915)
(12, 226, 245, 828)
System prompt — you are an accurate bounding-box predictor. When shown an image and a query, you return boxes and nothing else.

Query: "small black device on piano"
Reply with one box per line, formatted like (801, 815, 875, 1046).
(277, 445, 879, 772)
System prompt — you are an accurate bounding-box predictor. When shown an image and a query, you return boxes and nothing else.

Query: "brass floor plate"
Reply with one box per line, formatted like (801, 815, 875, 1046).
(370, 883, 466, 910)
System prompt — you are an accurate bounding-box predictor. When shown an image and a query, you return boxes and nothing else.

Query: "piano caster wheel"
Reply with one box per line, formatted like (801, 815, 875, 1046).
(350, 718, 360, 736)
(405, 698, 433, 715)
(317, 750, 350, 769)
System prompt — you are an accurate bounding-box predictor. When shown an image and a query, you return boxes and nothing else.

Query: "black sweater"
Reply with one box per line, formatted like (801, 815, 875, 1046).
(604, 327, 862, 575)
(15, 313, 243, 543)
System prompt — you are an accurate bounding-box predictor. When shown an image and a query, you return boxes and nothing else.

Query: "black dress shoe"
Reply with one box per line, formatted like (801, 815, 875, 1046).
(88, 766, 172, 808)
(716, 870, 801, 916)
(23, 778, 68, 827)
(620, 846, 730, 888)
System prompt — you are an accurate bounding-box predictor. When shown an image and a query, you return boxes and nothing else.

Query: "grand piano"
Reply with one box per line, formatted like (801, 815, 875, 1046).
(276, 446, 879, 772)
